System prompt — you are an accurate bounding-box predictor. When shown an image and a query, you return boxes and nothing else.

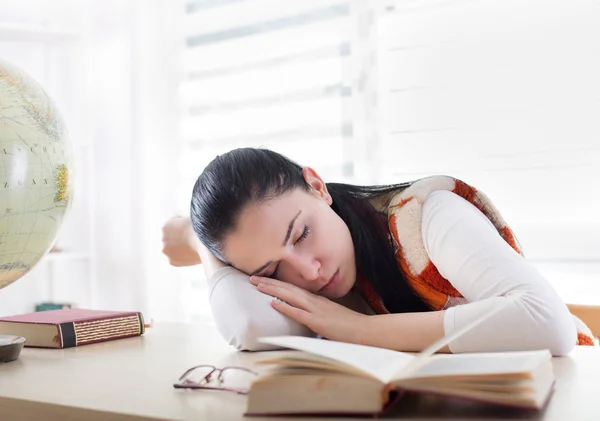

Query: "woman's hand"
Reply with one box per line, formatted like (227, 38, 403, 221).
(161, 216, 202, 267)
(250, 276, 369, 344)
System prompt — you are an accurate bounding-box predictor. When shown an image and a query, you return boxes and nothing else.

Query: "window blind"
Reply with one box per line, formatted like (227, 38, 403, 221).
(176, 0, 356, 215)
(375, 0, 600, 262)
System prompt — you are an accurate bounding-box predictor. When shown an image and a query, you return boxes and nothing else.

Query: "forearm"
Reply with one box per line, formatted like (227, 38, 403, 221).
(209, 267, 316, 351)
(357, 311, 449, 353)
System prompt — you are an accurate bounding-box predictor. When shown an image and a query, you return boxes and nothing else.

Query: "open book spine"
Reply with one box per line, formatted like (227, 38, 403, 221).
(57, 313, 145, 348)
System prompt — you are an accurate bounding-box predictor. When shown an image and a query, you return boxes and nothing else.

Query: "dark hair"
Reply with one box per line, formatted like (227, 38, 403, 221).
(190, 148, 431, 314)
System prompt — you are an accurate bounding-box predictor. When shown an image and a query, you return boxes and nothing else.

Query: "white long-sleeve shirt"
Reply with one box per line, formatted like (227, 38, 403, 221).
(206, 190, 576, 355)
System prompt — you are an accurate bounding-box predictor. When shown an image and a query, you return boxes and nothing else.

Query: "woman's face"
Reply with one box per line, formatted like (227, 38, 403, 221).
(222, 168, 356, 299)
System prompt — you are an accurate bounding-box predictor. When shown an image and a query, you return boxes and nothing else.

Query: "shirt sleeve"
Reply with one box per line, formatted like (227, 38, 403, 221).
(421, 190, 576, 356)
(207, 266, 316, 351)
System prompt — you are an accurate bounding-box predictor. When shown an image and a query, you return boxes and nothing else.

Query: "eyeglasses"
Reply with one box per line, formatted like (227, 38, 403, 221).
(173, 364, 258, 394)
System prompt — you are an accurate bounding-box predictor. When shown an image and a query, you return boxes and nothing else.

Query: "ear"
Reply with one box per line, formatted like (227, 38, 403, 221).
(302, 167, 332, 205)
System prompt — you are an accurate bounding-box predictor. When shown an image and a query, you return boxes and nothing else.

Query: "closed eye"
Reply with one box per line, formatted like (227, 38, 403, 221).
(266, 226, 311, 279)
(295, 226, 310, 244)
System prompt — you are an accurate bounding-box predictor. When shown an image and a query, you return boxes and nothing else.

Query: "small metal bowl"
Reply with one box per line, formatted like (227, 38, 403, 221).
(0, 335, 26, 363)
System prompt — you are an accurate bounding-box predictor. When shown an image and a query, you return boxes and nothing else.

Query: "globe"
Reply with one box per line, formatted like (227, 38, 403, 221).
(0, 59, 74, 291)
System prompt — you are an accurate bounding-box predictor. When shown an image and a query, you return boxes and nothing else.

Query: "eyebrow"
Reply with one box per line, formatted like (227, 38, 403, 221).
(249, 210, 302, 276)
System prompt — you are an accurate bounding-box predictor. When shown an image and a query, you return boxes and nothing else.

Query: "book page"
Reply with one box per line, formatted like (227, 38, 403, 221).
(259, 336, 414, 383)
(400, 350, 551, 379)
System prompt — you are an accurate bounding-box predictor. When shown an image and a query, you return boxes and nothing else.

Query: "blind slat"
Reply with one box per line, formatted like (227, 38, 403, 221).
(184, 0, 348, 38)
(181, 97, 346, 141)
(180, 56, 348, 106)
(183, 19, 349, 72)
(181, 137, 345, 176)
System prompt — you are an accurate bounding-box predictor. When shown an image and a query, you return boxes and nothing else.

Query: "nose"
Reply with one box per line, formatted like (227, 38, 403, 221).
(288, 252, 320, 283)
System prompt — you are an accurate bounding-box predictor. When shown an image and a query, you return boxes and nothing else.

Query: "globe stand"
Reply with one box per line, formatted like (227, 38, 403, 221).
(0, 335, 25, 363)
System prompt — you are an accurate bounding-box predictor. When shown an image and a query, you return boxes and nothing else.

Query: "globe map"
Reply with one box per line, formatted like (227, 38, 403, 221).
(0, 59, 74, 290)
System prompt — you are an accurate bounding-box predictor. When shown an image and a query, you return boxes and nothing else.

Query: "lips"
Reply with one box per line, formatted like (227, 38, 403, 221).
(318, 269, 339, 292)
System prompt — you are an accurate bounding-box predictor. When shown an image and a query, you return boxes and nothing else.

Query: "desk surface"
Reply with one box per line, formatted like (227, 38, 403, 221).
(0, 322, 599, 421)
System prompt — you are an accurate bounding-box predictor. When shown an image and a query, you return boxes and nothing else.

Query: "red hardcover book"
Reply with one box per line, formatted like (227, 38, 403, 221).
(0, 309, 145, 348)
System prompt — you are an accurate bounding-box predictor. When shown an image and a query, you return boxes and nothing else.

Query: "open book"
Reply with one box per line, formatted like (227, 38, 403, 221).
(245, 337, 553, 416)
(245, 306, 554, 416)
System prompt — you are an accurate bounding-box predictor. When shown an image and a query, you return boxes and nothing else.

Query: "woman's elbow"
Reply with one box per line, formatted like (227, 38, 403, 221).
(529, 303, 577, 356)
(230, 320, 284, 351)
(502, 296, 577, 356)
(213, 318, 278, 351)
(548, 336, 576, 357)
(544, 315, 577, 356)
(213, 314, 316, 352)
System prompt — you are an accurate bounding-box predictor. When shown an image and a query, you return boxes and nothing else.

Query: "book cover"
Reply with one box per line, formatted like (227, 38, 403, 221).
(0, 308, 145, 348)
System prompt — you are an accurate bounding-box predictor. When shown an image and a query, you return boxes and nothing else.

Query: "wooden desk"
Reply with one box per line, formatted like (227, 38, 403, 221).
(1, 322, 599, 420)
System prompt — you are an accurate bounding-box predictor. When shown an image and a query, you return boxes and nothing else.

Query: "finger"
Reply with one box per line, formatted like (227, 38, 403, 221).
(250, 276, 297, 290)
(271, 299, 311, 325)
(250, 275, 283, 285)
(257, 283, 313, 311)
